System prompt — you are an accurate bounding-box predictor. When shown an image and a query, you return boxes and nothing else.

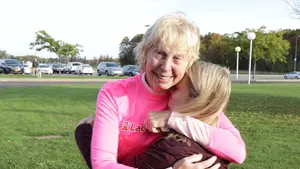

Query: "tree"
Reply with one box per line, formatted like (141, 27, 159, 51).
(200, 33, 232, 66)
(0, 50, 10, 59)
(282, 29, 300, 71)
(29, 30, 83, 62)
(233, 26, 290, 78)
(119, 34, 143, 66)
(29, 30, 60, 54)
(57, 42, 83, 62)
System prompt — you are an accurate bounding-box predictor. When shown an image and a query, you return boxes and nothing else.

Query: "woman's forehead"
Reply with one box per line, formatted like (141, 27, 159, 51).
(156, 45, 187, 56)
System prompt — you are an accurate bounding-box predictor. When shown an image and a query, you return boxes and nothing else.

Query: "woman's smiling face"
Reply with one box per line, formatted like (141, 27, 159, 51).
(144, 47, 189, 93)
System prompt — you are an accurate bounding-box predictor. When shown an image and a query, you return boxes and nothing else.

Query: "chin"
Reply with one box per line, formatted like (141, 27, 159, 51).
(157, 85, 171, 92)
(153, 87, 167, 93)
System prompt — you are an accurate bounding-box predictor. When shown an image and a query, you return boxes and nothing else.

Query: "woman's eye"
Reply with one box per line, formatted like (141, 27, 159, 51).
(157, 50, 167, 56)
(174, 56, 182, 60)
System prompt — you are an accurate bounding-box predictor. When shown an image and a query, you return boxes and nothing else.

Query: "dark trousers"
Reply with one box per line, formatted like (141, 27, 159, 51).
(75, 123, 93, 169)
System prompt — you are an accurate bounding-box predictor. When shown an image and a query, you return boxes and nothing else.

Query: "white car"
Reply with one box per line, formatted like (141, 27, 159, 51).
(65, 62, 82, 74)
(75, 64, 94, 75)
(97, 62, 124, 76)
(284, 71, 300, 79)
(23, 64, 32, 74)
(37, 64, 53, 75)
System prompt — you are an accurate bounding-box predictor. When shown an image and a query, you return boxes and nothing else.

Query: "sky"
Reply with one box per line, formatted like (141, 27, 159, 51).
(0, 0, 299, 59)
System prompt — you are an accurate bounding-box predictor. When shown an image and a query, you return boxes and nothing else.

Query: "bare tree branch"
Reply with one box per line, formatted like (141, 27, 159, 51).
(284, 0, 300, 18)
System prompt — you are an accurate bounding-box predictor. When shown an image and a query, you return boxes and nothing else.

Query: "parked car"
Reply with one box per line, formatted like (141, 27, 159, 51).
(23, 64, 32, 74)
(284, 71, 300, 79)
(0, 59, 24, 74)
(37, 64, 53, 75)
(64, 62, 82, 74)
(75, 64, 94, 75)
(122, 65, 140, 76)
(97, 62, 123, 76)
(0, 62, 12, 74)
(52, 64, 65, 74)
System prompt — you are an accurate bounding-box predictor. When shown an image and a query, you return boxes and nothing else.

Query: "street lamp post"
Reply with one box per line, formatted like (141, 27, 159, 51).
(247, 32, 256, 84)
(294, 35, 300, 71)
(235, 46, 241, 79)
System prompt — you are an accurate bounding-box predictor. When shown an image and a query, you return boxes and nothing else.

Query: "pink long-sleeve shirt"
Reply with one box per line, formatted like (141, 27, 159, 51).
(91, 73, 246, 169)
(167, 112, 246, 164)
(91, 74, 169, 169)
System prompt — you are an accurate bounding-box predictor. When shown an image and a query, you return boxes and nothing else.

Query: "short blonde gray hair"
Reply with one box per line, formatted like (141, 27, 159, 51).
(134, 12, 201, 72)
(172, 61, 232, 126)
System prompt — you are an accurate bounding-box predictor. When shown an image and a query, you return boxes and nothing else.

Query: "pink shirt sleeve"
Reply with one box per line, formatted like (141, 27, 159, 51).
(167, 112, 246, 164)
(207, 112, 246, 164)
(91, 85, 136, 169)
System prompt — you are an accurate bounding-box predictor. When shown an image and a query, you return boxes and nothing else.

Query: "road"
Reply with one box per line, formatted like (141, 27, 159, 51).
(1, 74, 299, 88)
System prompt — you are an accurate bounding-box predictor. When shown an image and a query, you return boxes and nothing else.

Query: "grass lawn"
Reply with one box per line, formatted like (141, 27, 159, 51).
(0, 74, 127, 79)
(0, 84, 299, 169)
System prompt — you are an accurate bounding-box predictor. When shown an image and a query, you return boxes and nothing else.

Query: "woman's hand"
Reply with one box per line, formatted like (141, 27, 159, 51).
(144, 111, 172, 133)
(173, 154, 221, 169)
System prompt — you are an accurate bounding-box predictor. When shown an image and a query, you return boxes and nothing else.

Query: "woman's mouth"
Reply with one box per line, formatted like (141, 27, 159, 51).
(155, 73, 173, 82)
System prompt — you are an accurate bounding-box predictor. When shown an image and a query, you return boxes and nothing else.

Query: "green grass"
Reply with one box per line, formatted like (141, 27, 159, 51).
(0, 84, 299, 169)
(0, 74, 127, 79)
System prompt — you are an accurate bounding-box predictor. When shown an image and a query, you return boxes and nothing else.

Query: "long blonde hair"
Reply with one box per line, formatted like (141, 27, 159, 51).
(172, 61, 232, 127)
(134, 12, 201, 72)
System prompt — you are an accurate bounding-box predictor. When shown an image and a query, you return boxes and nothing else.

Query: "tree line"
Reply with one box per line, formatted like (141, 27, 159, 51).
(1, 27, 300, 73)
(118, 27, 300, 73)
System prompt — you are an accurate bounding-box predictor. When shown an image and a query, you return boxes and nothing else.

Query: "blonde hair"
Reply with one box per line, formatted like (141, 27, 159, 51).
(134, 12, 200, 72)
(172, 61, 232, 127)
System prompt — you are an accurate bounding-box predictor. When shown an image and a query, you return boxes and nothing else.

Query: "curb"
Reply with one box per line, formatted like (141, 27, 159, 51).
(0, 78, 118, 83)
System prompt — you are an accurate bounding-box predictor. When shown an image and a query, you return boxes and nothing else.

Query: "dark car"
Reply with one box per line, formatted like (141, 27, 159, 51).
(0, 59, 24, 74)
(122, 65, 140, 76)
(51, 64, 65, 74)
(0, 62, 12, 74)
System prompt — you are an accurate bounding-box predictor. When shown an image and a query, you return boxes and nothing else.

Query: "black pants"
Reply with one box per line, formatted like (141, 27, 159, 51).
(75, 123, 93, 169)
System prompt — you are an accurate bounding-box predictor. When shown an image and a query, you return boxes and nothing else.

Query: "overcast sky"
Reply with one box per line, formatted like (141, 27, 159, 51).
(0, 0, 299, 58)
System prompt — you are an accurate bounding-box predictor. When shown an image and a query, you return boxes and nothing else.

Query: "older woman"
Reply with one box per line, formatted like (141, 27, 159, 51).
(76, 12, 220, 169)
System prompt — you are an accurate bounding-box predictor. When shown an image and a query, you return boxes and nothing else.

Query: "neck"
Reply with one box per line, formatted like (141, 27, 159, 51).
(141, 73, 166, 95)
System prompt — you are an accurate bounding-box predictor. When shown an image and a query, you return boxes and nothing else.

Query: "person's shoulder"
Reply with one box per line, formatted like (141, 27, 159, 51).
(218, 112, 228, 120)
(217, 112, 235, 126)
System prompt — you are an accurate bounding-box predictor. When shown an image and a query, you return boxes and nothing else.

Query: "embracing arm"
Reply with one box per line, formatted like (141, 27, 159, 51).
(167, 112, 246, 164)
(91, 84, 136, 169)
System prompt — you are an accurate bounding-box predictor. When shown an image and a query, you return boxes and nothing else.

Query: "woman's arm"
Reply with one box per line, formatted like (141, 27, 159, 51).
(91, 84, 136, 169)
(167, 112, 246, 164)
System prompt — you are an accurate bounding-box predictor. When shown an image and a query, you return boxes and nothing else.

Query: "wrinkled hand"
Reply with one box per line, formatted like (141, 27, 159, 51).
(144, 111, 171, 133)
(173, 154, 221, 169)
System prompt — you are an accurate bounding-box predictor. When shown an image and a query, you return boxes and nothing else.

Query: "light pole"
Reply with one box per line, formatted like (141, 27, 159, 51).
(235, 46, 241, 79)
(247, 32, 256, 84)
(294, 35, 300, 71)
